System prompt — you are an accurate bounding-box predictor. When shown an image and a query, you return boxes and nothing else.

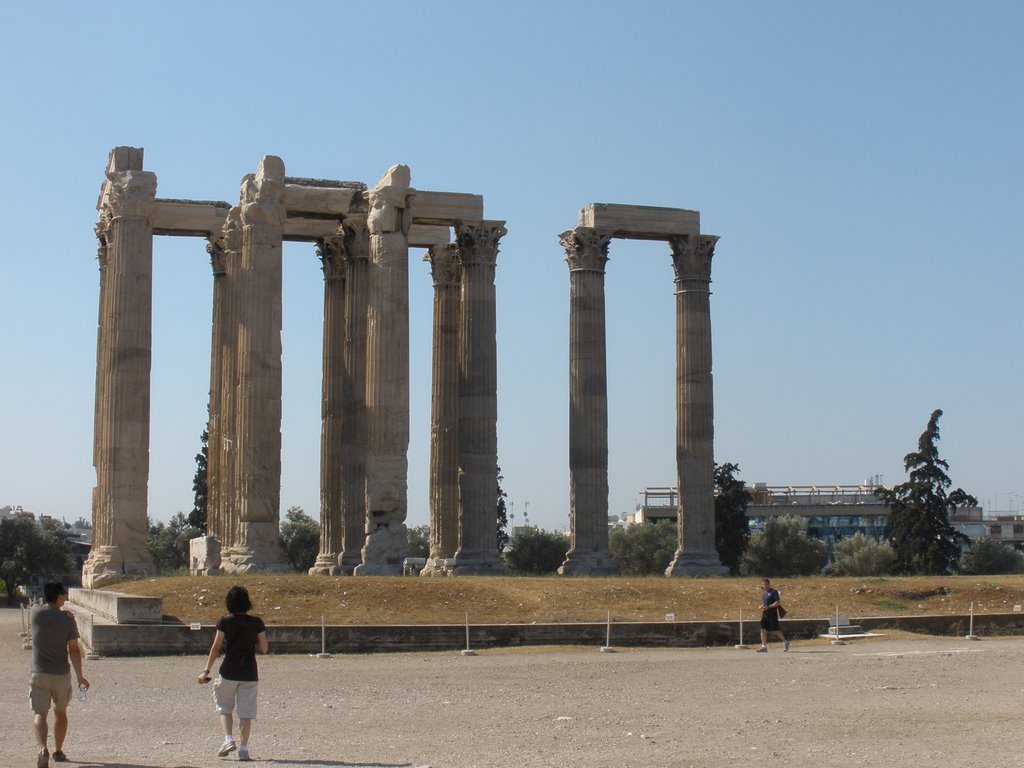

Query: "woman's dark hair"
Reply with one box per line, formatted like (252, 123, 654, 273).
(225, 585, 252, 614)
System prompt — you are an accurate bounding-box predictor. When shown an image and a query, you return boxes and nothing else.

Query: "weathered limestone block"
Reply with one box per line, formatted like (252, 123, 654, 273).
(578, 203, 699, 240)
(189, 536, 222, 576)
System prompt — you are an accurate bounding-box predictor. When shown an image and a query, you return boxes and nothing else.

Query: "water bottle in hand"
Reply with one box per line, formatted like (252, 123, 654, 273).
(77, 684, 88, 703)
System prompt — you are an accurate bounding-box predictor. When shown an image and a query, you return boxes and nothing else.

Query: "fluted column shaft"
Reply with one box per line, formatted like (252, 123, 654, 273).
(224, 156, 287, 572)
(422, 243, 461, 576)
(311, 234, 346, 575)
(339, 216, 371, 573)
(451, 221, 507, 575)
(209, 208, 242, 549)
(667, 234, 726, 576)
(356, 166, 415, 575)
(84, 150, 157, 587)
(558, 227, 617, 576)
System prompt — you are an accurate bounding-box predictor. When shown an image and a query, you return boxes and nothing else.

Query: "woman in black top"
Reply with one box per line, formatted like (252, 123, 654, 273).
(197, 586, 268, 761)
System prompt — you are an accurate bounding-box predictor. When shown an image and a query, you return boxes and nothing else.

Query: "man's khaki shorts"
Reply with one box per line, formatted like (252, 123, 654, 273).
(30, 672, 72, 714)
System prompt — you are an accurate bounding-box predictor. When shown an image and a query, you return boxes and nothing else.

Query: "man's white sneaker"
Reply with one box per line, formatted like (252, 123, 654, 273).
(783, 639, 790, 652)
(238, 745, 251, 761)
(218, 739, 237, 757)
(756, 646, 768, 652)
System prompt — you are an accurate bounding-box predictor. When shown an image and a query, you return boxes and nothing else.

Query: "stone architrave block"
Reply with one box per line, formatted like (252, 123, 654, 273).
(579, 203, 700, 240)
(152, 200, 231, 237)
(408, 224, 452, 248)
(283, 184, 360, 216)
(412, 191, 483, 225)
(283, 217, 344, 242)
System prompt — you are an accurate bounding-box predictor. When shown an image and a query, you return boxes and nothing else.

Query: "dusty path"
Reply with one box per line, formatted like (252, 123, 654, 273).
(3, 609, 1020, 768)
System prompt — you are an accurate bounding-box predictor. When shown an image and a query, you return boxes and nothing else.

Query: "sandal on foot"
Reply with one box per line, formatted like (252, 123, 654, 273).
(52, 752, 68, 763)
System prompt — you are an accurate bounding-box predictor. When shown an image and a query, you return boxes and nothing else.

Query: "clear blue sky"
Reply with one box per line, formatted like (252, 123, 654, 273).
(2, 1, 1022, 532)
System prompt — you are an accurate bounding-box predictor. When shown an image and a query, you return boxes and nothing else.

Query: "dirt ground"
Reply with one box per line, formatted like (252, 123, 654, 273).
(111, 573, 1024, 626)
(4, 608, 1022, 768)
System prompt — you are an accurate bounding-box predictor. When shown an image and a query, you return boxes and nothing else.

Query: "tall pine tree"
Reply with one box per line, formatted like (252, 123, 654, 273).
(188, 428, 208, 532)
(714, 462, 752, 575)
(876, 409, 975, 575)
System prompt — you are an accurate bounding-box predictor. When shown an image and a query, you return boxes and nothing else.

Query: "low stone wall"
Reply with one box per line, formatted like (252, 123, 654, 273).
(67, 589, 1024, 657)
(68, 588, 162, 624)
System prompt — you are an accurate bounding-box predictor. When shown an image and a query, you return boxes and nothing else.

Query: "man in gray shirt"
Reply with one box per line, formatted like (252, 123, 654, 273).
(30, 582, 89, 768)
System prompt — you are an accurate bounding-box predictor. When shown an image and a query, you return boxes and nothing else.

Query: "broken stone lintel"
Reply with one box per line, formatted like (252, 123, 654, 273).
(152, 199, 231, 237)
(284, 182, 363, 217)
(408, 224, 451, 248)
(411, 191, 484, 225)
(578, 203, 700, 240)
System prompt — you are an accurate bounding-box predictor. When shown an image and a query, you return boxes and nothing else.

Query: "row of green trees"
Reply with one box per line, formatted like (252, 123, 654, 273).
(0, 516, 73, 605)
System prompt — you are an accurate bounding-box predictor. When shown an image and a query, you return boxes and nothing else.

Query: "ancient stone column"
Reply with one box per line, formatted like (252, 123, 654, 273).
(339, 215, 371, 574)
(558, 227, 618, 576)
(310, 233, 346, 575)
(666, 234, 727, 576)
(421, 243, 462, 576)
(451, 222, 508, 575)
(83, 146, 158, 587)
(205, 206, 241, 551)
(355, 166, 415, 575)
(222, 156, 288, 573)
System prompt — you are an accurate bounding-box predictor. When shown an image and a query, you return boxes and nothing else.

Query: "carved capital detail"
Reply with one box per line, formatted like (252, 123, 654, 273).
(207, 238, 227, 276)
(454, 221, 507, 267)
(367, 186, 416, 236)
(94, 220, 109, 269)
(670, 234, 718, 284)
(317, 235, 346, 281)
(426, 242, 460, 287)
(207, 207, 241, 276)
(341, 215, 370, 261)
(239, 158, 286, 229)
(560, 227, 611, 273)
(100, 169, 157, 221)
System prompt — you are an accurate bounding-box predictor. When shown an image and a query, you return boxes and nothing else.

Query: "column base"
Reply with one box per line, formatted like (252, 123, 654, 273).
(450, 549, 507, 576)
(353, 523, 410, 576)
(82, 545, 155, 588)
(665, 549, 728, 577)
(420, 557, 457, 577)
(309, 553, 344, 576)
(558, 549, 619, 576)
(221, 546, 290, 574)
(337, 550, 362, 575)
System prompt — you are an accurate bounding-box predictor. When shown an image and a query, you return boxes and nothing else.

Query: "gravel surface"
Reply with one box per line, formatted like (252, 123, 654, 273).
(3, 608, 1020, 768)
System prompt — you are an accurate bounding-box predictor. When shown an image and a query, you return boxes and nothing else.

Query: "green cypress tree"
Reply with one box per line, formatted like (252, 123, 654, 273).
(876, 409, 975, 575)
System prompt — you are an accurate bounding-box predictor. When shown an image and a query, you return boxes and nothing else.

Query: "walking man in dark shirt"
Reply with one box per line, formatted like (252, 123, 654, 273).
(757, 577, 789, 652)
(30, 582, 90, 767)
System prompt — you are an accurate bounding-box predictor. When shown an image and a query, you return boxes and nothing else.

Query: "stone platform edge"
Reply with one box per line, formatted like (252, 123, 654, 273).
(65, 590, 1024, 657)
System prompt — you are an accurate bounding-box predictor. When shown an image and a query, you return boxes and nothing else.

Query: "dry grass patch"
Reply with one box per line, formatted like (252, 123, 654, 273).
(109, 573, 1024, 626)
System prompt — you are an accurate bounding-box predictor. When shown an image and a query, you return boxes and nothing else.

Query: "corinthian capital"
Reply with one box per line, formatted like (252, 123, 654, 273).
(341, 215, 370, 261)
(454, 220, 507, 267)
(560, 227, 611, 273)
(207, 207, 242, 276)
(317, 235, 346, 281)
(94, 220, 109, 269)
(669, 234, 719, 283)
(100, 169, 157, 221)
(207, 239, 227, 276)
(426, 242, 460, 287)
